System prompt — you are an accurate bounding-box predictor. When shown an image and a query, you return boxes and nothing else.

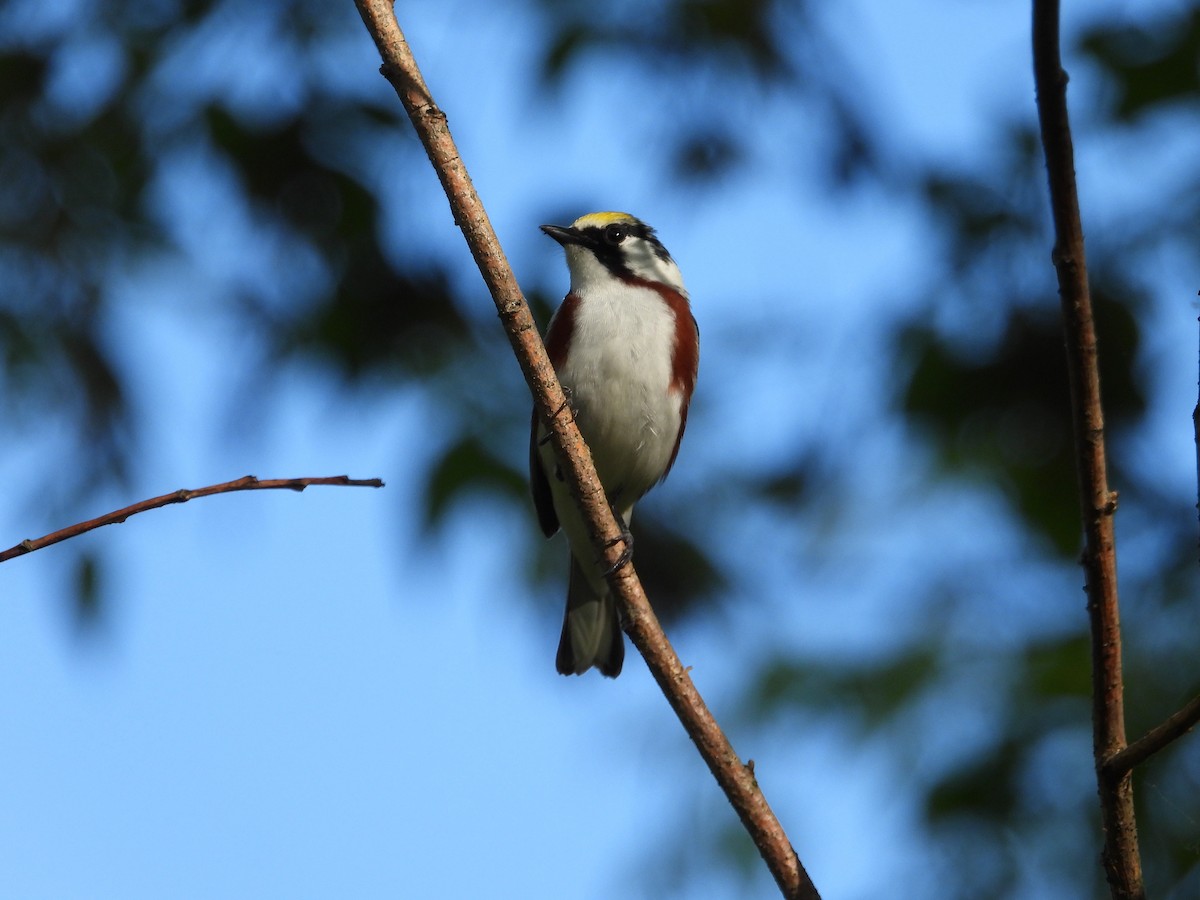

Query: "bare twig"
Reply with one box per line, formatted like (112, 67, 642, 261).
(1032, 2, 1143, 897)
(351, 2, 816, 897)
(0, 476, 385, 564)
(1194, 314, 1200, 563)
(1105, 692, 1200, 777)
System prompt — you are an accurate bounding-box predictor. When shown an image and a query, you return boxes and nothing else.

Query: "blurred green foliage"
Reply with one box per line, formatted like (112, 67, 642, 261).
(2, 0, 1198, 896)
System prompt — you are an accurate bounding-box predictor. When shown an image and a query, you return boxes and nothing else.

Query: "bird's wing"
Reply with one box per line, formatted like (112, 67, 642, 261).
(530, 408, 559, 537)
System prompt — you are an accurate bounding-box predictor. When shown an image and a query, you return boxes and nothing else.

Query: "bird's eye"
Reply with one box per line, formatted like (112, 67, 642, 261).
(603, 224, 627, 245)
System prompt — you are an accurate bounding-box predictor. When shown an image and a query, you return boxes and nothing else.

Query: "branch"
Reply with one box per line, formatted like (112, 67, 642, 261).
(1032, 3, 1144, 898)
(1194, 314, 1200, 564)
(1105, 692, 1200, 778)
(1102, 322, 1200, 776)
(351, 2, 817, 897)
(0, 475, 385, 564)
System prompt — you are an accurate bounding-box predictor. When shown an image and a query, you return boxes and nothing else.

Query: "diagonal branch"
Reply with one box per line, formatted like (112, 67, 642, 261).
(0, 475, 385, 564)
(351, 2, 817, 897)
(1032, 2, 1143, 898)
(1104, 691, 1200, 778)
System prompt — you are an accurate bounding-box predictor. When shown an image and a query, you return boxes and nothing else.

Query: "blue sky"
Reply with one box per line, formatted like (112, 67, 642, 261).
(2, 1, 1197, 898)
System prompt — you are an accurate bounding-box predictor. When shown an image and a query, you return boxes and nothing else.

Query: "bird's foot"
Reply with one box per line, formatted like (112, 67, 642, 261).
(538, 388, 576, 446)
(600, 511, 633, 576)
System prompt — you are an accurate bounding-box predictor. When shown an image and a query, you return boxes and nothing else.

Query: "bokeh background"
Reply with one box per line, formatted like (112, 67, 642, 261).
(2, 0, 1198, 897)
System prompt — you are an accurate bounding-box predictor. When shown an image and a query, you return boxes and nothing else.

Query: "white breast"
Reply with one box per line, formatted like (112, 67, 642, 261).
(554, 278, 683, 512)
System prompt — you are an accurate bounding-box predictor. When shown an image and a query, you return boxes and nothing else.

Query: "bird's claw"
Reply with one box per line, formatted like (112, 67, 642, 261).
(538, 389, 575, 446)
(600, 520, 634, 577)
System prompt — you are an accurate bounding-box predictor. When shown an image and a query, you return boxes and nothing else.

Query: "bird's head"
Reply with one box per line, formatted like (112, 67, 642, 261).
(540, 211, 686, 297)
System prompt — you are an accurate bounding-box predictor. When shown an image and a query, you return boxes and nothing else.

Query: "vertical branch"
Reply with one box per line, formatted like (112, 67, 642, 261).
(1031, 2, 1144, 898)
(352, 3, 818, 897)
(1194, 315, 1200, 563)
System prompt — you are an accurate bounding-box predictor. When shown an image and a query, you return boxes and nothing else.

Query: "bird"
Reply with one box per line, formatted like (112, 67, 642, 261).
(531, 211, 699, 678)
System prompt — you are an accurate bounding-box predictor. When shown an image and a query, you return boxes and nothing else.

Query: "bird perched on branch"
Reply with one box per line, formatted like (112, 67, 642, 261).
(531, 212, 699, 678)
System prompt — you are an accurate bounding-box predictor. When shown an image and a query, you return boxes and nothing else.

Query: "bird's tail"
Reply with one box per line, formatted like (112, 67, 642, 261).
(556, 557, 624, 678)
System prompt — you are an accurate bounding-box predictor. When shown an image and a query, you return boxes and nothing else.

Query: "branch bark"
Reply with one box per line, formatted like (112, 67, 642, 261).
(351, 2, 817, 897)
(1032, 3, 1144, 898)
(1105, 691, 1200, 778)
(1194, 315, 1200, 563)
(0, 475, 384, 564)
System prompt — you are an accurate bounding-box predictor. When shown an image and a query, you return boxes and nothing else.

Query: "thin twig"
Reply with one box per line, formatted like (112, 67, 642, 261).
(351, 2, 817, 897)
(1105, 692, 1200, 777)
(1032, 2, 1144, 898)
(1194, 314, 1200, 564)
(0, 476, 385, 564)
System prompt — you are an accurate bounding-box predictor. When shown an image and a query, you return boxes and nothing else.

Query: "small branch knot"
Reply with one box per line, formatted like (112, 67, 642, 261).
(499, 299, 526, 320)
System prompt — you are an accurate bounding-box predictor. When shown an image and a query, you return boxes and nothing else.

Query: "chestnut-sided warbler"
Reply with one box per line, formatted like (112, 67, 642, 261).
(531, 211, 699, 678)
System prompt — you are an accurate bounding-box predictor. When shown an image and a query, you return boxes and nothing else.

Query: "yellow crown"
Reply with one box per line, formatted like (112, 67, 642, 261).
(572, 211, 639, 229)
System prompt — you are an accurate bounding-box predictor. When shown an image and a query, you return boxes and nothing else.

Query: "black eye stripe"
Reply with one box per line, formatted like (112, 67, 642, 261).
(577, 219, 676, 278)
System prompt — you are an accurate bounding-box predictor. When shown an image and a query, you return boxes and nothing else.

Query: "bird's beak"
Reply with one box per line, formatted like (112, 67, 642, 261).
(540, 224, 588, 247)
